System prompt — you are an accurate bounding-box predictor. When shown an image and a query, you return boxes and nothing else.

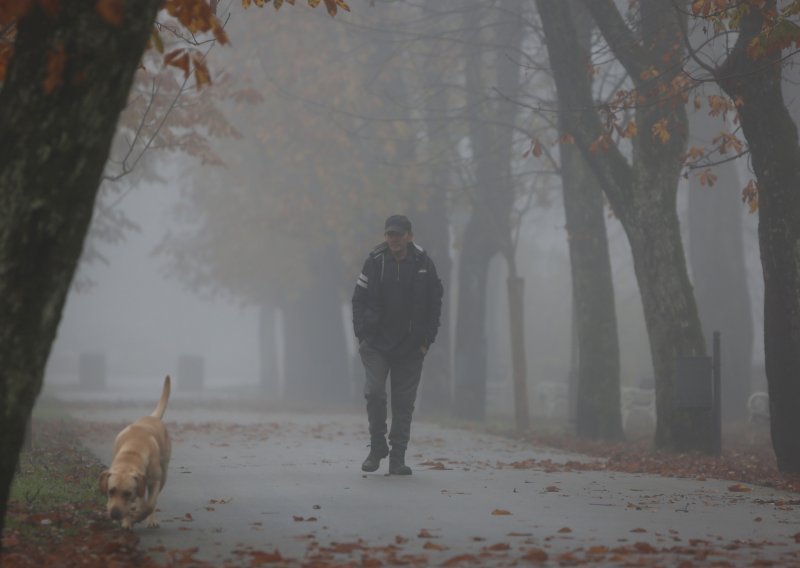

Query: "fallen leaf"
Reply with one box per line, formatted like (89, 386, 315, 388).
(441, 554, 480, 566)
(491, 509, 511, 516)
(634, 542, 657, 553)
(423, 541, 448, 551)
(728, 483, 752, 493)
(484, 542, 510, 551)
(521, 548, 548, 562)
(557, 527, 572, 533)
(326, 541, 363, 553)
(248, 549, 283, 563)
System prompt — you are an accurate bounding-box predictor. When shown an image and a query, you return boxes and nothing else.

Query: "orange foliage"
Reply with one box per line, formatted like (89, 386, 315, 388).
(0, 0, 346, 91)
(243, 0, 350, 17)
(692, 0, 800, 60)
(42, 46, 65, 94)
(742, 179, 759, 213)
(698, 168, 718, 186)
(96, 0, 125, 26)
(651, 118, 670, 144)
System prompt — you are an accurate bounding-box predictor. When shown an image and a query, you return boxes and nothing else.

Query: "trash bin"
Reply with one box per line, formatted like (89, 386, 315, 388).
(673, 333, 721, 456)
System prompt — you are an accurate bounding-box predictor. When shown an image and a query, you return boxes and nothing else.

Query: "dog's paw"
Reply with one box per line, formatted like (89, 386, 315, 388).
(145, 517, 160, 529)
(121, 519, 133, 530)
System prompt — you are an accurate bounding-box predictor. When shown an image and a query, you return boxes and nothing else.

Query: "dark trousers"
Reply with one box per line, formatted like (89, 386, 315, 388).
(358, 341, 424, 454)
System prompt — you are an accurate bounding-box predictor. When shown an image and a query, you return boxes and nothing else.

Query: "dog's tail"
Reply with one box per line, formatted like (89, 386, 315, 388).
(151, 375, 171, 419)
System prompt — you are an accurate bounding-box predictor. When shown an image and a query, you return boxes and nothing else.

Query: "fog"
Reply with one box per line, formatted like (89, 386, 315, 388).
(45, 173, 262, 397)
(42, 0, 769, 434)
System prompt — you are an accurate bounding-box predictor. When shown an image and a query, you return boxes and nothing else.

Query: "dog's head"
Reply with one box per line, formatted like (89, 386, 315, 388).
(99, 468, 146, 522)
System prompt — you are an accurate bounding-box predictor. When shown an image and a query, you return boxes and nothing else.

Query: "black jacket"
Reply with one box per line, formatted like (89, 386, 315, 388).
(352, 242, 443, 355)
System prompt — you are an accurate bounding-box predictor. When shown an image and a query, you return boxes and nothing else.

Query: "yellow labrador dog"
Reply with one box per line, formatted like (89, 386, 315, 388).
(99, 376, 171, 529)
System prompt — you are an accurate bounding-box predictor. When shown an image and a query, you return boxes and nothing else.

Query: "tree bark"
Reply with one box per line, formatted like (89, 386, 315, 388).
(559, 0, 623, 441)
(453, 219, 495, 421)
(715, 1, 800, 472)
(452, 0, 525, 422)
(414, 185, 453, 414)
(625, 199, 708, 450)
(0, 1, 162, 541)
(538, 0, 707, 451)
(506, 271, 530, 433)
(282, 248, 350, 405)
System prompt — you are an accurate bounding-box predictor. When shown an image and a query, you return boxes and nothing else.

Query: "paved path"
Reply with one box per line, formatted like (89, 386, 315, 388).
(73, 403, 800, 566)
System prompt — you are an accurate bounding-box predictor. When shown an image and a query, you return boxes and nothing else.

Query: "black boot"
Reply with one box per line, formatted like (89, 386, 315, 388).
(388, 448, 412, 475)
(361, 443, 389, 472)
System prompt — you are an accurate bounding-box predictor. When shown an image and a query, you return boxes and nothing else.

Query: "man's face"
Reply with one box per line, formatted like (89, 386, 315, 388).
(385, 230, 412, 254)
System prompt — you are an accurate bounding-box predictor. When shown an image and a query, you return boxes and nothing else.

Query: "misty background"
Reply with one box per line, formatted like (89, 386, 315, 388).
(42, 1, 770, 431)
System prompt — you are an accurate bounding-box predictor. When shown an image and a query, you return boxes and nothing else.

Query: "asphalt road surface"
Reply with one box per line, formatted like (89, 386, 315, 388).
(73, 401, 800, 566)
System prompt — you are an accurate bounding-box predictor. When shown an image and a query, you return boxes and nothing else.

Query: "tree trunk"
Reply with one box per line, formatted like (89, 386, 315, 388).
(715, 1, 800, 472)
(560, 0, 623, 441)
(506, 270, 530, 433)
(452, 0, 523, 422)
(282, 249, 350, 405)
(414, 187, 453, 414)
(538, 0, 708, 451)
(453, 220, 494, 421)
(562, 145, 624, 441)
(625, 201, 708, 451)
(0, 1, 162, 542)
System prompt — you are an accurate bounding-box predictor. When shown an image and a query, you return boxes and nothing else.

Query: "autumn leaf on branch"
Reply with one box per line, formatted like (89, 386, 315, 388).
(712, 131, 744, 154)
(243, 0, 350, 16)
(96, 0, 125, 27)
(164, 0, 228, 44)
(523, 137, 542, 158)
(698, 168, 717, 187)
(741, 179, 759, 213)
(589, 134, 612, 154)
(707, 94, 737, 120)
(691, 0, 728, 18)
(651, 118, 670, 144)
(683, 145, 705, 164)
(618, 120, 637, 139)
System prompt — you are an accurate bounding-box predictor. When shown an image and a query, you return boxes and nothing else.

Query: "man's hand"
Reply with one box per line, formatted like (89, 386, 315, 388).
(420, 345, 428, 355)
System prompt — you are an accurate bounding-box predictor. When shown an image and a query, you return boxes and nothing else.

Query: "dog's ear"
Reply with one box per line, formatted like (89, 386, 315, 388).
(135, 475, 146, 498)
(99, 470, 110, 494)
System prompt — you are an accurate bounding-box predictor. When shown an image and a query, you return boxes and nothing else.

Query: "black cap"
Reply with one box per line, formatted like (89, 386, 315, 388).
(384, 214, 412, 234)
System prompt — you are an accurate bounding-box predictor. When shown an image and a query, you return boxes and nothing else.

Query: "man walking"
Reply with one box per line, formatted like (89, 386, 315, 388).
(352, 215, 443, 475)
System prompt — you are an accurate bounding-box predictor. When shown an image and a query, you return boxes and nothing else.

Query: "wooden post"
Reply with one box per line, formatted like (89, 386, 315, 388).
(507, 275, 529, 434)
